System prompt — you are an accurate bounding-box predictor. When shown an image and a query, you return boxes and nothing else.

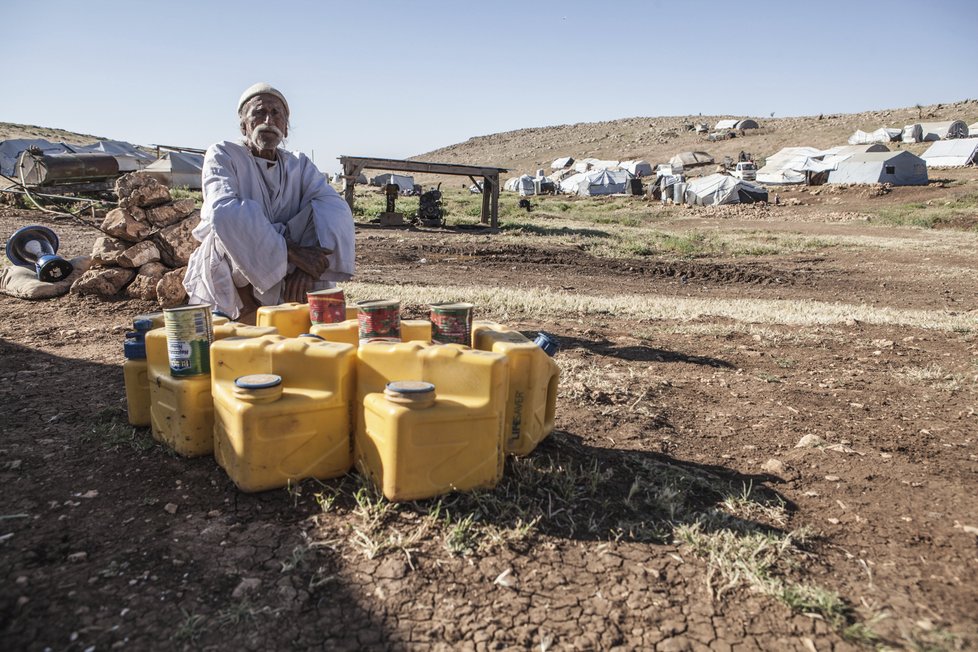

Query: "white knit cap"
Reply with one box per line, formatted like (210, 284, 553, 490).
(237, 83, 289, 116)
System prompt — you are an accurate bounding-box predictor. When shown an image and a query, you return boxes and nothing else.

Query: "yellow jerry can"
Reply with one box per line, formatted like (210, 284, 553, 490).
(310, 319, 433, 347)
(210, 335, 356, 492)
(471, 321, 559, 456)
(356, 341, 508, 501)
(146, 323, 277, 457)
(256, 302, 311, 338)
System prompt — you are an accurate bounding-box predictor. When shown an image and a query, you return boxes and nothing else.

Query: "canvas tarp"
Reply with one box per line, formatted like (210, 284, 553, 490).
(901, 124, 923, 143)
(970, 122, 978, 136)
(920, 138, 978, 167)
(550, 156, 574, 169)
(0, 139, 153, 177)
(670, 151, 714, 170)
(715, 119, 738, 130)
(503, 175, 536, 195)
(755, 147, 823, 185)
(370, 173, 415, 191)
(683, 174, 768, 206)
(919, 120, 969, 141)
(621, 160, 653, 177)
(828, 151, 928, 185)
(802, 144, 891, 174)
(848, 128, 901, 145)
(142, 152, 205, 189)
(559, 169, 633, 196)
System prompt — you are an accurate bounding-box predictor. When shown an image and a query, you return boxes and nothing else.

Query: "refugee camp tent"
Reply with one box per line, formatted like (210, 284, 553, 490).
(142, 152, 205, 189)
(715, 119, 758, 130)
(828, 151, 928, 185)
(848, 128, 902, 145)
(970, 122, 978, 136)
(919, 120, 969, 141)
(551, 156, 574, 170)
(901, 124, 924, 143)
(670, 151, 714, 170)
(503, 175, 536, 195)
(559, 169, 633, 196)
(370, 173, 415, 191)
(683, 174, 768, 206)
(621, 160, 653, 177)
(920, 138, 978, 167)
(755, 147, 823, 185)
(0, 138, 152, 177)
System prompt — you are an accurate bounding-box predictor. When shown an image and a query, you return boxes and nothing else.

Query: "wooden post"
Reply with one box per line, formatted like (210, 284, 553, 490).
(489, 174, 500, 231)
(480, 176, 491, 224)
(343, 161, 356, 210)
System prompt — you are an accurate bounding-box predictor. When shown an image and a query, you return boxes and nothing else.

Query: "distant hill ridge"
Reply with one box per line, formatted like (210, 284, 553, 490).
(412, 99, 977, 174)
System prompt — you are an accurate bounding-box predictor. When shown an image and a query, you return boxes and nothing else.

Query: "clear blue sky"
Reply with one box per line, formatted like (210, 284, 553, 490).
(4, 0, 976, 173)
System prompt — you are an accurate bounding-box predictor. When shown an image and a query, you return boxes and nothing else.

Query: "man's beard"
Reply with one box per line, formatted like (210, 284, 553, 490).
(249, 124, 284, 150)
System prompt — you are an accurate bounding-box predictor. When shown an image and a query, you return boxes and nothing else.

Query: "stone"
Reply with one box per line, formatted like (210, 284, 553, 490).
(163, 502, 178, 514)
(90, 236, 128, 266)
(71, 268, 137, 298)
(67, 552, 88, 563)
(795, 434, 825, 448)
(143, 199, 196, 228)
(760, 458, 786, 476)
(117, 173, 171, 210)
(100, 208, 153, 243)
(232, 578, 261, 599)
(156, 267, 187, 308)
(117, 241, 160, 269)
(125, 262, 168, 301)
(114, 172, 159, 201)
(152, 212, 200, 267)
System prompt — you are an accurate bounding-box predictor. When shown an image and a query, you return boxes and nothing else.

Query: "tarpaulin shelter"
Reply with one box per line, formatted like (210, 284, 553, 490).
(559, 169, 633, 196)
(715, 119, 759, 130)
(669, 151, 714, 171)
(621, 160, 653, 177)
(370, 173, 415, 191)
(755, 147, 823, 185)
(901, 124, 924, 143)
(550, 156, 574, 170)
(683, 174, 768, 205)
(503, 175, 536, 195)
(920, 138, 978, 167)
(848, 128, 902, 145)
(0, 138, 151, 177)
(919, 120, 969, 141)
(828, 151, 928, 185)
(970, 122, 978, 136)
(142, 152, 205, 189)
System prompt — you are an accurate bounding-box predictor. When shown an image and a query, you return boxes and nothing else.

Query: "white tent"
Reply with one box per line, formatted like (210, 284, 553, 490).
(670, 151, 714, 170)
(621, 160, 653, 177)
(370, 173, 415, 191)
(756, 147, 823, 185)
(901, 124, 923, 143)
(715, 119, 738, 130)
(550, 156, 574, 170)
(714, 118, 758, 130)
(970, 122, 978, 136)
(920, 138, 978, 167)
(848, 128, 902, 145)
(828, 151, 928, 185)
(683, 174, 768, 205)
(142, 152, 205, 189)
(919, 121, 969, 141)
(0, 138, 152, 177)
(503, 174, 536, 195)
(559, 169, 632, 196)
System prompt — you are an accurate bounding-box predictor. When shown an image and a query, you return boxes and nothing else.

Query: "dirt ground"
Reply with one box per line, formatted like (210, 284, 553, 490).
(1, 190, 977, 651)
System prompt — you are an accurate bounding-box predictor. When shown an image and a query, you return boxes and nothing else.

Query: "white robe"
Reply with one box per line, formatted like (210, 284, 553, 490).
(183, 140, 355, 317)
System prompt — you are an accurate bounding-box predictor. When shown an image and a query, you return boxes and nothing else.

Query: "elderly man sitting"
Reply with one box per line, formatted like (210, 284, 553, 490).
(183, 83, 355, 322)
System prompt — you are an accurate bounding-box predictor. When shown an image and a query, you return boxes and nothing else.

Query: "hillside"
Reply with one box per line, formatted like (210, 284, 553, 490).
(0, 121, 105, 145)
(412, 99, 978, 175)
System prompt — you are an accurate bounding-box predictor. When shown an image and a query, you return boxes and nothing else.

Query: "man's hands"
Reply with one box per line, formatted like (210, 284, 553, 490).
(282, 242, 332, 303)
(286, 242, 332, 278)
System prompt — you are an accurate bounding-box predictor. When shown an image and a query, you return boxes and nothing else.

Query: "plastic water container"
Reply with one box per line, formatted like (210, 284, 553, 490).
(257, 302, 311, 338)
(356, 341, 508, 501)
(310, 319, 433, 347)
(123, 318, 154, 426)
(135, 311, 229, 329)
(146, 323, 277, 457)
(210, 334, 356, 492)
(471, 321, 559, 456)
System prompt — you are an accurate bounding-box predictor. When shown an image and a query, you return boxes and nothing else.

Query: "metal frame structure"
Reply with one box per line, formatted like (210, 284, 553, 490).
(338, 155, 508, 230)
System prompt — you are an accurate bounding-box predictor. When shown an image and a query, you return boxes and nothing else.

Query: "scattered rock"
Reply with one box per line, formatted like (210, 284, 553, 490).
(163, 502, 178, 514)
(67, 552, 88, 563)
(824, 475, 841, 482)
(232, 578, 262, 599)
(71, 267, 137, 298)
(156, 267, 188, 308)
(761, 458, 786, 476)
(795, 434, 825, 448)
(494, 568, 517, 588)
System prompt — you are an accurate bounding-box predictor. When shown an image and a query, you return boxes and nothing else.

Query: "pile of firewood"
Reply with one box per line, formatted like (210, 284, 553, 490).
(71, 173, 201, 307)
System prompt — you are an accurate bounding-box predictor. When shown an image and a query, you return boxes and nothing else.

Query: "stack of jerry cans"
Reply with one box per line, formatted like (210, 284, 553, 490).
(146, 323, 276, 457)
(210, 334, 356, 492)
(471, 321, 560, 456)
(355, 341, 508, 502)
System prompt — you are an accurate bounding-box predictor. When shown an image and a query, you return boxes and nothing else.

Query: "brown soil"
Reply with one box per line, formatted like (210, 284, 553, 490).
(2, 199, 977, 652)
